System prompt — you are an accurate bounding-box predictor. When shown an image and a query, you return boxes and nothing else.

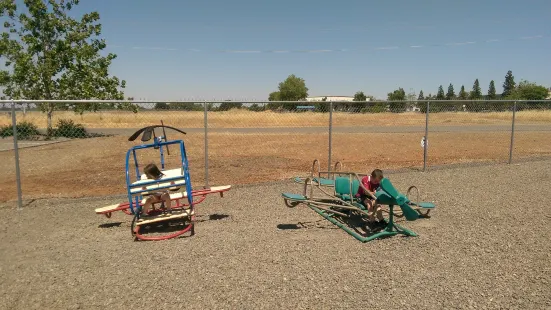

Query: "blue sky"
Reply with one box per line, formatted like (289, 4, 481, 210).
(18, 0, 551, 100)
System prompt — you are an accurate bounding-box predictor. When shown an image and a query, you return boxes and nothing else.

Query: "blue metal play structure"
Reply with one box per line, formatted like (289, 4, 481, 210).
(125, 125, 193, 215)
(95, 122, 231, 241)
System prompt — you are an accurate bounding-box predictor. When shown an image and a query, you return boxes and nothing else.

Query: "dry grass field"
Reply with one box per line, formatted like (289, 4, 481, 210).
(1, 108, 550, 202)
(1, 129, 551, 202)
(2, 109, 551, 129)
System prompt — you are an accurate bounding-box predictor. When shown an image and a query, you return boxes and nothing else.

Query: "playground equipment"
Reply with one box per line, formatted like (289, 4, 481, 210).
(293, 159, 344, 187)
(282, 170, 435, 242)
(94, 122, 231, 241)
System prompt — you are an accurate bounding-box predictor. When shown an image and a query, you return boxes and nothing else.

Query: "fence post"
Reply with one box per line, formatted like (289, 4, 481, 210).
(423, 101, 429, 172)
(203, 102, 209, 188)
(508, 101, 517, 164)
(328, 101, 333, 176)
(11, 101, 23, 210)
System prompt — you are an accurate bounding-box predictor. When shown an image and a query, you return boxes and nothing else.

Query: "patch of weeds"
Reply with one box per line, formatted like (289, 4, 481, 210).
(0, 121, 41, 140)
(51, 119, 88, 138)
(49, 119, 111, 139)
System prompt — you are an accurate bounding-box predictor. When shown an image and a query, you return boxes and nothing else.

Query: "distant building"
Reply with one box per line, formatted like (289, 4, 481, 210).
(305, 95, 363, 102)
(547, 88, 551, 99)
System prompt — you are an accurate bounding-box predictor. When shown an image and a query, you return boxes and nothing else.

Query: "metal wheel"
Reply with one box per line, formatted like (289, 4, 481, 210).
(406, 186, 419, 205)
(406, 185, 431, 218)
(311, 159, 321, 179)
(284, 199, 301, 208)
(130, 213, 139, 241)
(131, 213, 194, 241)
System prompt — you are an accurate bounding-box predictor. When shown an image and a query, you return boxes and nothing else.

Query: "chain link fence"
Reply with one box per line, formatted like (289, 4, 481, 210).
(1, 99, 551, 207)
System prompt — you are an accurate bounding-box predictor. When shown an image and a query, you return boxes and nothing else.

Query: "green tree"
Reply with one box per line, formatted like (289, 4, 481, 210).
(507, 80, 549, 100)
(416, 90, 427, 112)
(248, 103, 264, 112)
(502, 70, 516, 97)
(217, 101, 243, 111)
(171, 102, 203, 111)
(154, 102, 169, 110)
(436, 85, 445, 100)
(353, 91, 367, 101)
(458, 85, 468, 100)
(470, 79, 482, 99)
(277, 74, 308, 101)
(350, 92, 367, 112)
(487, 80, 497, 99)
(267, 91, 281, 110)
(446, 83, 455, 100)
(387, 87, 406, 112)
(0, 0, 131, 132)
(268, 91, 280, 101)
(387, 87, 406, 101)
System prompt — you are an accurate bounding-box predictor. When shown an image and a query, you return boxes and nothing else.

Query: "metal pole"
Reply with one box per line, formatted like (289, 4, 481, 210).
(328, 101, 333, 177)
(11, 102, 23, 210)
(204, 102, 209, 188)
(423, 101, 429, 172)
(508, 101, 517, 164)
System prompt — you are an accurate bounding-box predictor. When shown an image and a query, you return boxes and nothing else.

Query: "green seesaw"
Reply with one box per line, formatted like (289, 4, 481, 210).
(282, 172, 436, 242)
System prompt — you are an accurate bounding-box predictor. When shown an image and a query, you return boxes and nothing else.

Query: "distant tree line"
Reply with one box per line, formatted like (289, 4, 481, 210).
(150, 70, 549, 112)
(412, 71, 550, 112)
(153, 102, 243, 111)
(255, 70, 549, 113)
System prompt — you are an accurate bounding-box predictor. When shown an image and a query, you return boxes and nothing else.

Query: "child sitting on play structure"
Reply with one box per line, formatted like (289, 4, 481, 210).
(140, 163, 172, 217)
(355, 169, 385, 225)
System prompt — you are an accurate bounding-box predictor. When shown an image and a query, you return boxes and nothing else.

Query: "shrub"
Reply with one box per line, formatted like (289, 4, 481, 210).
(51, 119, 88, 138)
(0, 121, 40, 139)
(248, 104, 265, 112)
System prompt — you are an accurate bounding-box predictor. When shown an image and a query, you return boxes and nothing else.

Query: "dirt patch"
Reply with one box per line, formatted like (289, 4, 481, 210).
(1, 130, 550, 202)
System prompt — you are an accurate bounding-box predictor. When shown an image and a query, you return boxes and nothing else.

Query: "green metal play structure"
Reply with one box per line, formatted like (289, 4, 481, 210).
(293, 159, 342, 187)
(283, 162, 435, 242)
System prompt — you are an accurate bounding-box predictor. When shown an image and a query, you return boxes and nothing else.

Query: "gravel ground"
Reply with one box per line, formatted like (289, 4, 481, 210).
(1, 159, 550, 309)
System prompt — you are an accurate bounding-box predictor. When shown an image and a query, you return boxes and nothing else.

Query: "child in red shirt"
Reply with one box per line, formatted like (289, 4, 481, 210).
(355, 169, 385, 225)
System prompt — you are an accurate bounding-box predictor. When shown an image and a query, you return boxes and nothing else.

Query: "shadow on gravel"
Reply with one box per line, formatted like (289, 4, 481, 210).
(98, 222, 122, 228)
(136, 215, 230, 240)
(277, 224, 302, 230)
(195, 213, 230, 223)
(208, 214, 230, 221)
(336, 213, 389, 236)
(277, 219, 338, 230)
(277, 213, 411, 240)
(139, 220, 192, 235)
(338, 213, 420, 240)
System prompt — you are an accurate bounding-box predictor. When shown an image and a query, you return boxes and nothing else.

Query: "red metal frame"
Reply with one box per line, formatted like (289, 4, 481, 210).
(131, 214, 196, 241)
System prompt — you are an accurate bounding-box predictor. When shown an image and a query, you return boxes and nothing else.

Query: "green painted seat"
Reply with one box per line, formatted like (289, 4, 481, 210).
(334, 177, 360, 202)
(293, 177, 334, 186)
(417, 202, 436, 209)
(316, 178, 335, 186)
(282, 193, 307, 201)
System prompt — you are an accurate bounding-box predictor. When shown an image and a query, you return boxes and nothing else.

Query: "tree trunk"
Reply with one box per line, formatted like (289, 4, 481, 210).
(47, 104, 54, 136)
